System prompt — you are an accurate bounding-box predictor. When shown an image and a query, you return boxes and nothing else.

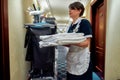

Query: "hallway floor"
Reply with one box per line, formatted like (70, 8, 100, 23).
(57, 46, 67, 80)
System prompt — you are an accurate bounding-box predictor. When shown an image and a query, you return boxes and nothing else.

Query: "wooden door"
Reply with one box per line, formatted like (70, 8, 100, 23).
(90, 0, 107, 79)
(95, 3, 105, 78)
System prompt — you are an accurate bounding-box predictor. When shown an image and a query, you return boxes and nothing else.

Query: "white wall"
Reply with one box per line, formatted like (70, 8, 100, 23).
(8, 0, 32, 80)
(105, 0, 120, 80)
(85, 0, 91, 21)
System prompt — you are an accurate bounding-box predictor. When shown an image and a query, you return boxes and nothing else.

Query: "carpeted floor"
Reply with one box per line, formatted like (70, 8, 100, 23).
(57, 46, 67, 80)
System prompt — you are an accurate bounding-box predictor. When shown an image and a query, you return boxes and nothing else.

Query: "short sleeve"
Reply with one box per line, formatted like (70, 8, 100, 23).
(78, 19, 92, 38)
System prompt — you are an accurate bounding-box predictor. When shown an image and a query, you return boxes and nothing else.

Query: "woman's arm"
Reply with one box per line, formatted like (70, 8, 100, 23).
(71, 38, 91, 48)
(63, 38, 91, 48)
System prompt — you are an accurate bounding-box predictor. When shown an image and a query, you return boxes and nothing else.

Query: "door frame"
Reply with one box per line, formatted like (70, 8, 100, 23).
(1, 0, 10, 80)
(90, 0, 107, 79)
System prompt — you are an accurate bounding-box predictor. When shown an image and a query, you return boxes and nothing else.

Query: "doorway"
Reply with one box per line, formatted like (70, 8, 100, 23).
(90, 0, 107, 79)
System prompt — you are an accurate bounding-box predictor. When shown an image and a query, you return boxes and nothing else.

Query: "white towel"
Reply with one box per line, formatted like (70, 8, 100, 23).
(29, 11, 44, 15)
(39, 33, 86, 48)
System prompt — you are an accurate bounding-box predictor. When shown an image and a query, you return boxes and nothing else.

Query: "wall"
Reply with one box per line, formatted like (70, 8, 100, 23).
(105, 0, 120, 80)
(23, 0, 33, 23)
(85, 0, 91, 21)
(8, 0, 33, 80)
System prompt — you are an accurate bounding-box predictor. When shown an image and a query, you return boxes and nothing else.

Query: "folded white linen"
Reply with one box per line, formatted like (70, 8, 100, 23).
(29, 11, 44, 15)
(39, 33, 86, 48)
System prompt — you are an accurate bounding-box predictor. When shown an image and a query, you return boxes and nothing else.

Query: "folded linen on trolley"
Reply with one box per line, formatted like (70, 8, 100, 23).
(39, 33, 86, 48)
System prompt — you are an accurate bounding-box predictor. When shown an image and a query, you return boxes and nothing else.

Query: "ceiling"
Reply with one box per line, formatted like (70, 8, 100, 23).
(37, 0, 90, 25)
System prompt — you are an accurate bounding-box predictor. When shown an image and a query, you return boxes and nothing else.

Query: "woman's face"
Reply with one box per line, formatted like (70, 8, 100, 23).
(69, 8, 81, 19)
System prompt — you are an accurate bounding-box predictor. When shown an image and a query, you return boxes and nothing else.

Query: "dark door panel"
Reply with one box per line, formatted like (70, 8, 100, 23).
(91, 0, 107, 79)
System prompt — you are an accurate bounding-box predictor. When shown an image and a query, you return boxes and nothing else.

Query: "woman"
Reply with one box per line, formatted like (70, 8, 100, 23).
(66, 1, 92, 80)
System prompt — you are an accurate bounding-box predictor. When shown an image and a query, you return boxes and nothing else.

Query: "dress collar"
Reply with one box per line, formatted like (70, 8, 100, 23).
(72, 17, 82, 25)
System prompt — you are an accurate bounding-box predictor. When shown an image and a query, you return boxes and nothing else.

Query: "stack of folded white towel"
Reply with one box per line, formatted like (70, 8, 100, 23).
(39, 33, 86, 48)
(29, 11, 44, 15)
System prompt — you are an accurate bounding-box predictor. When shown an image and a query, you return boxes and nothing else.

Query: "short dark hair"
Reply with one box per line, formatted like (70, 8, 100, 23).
(69, 2, 85, 16)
